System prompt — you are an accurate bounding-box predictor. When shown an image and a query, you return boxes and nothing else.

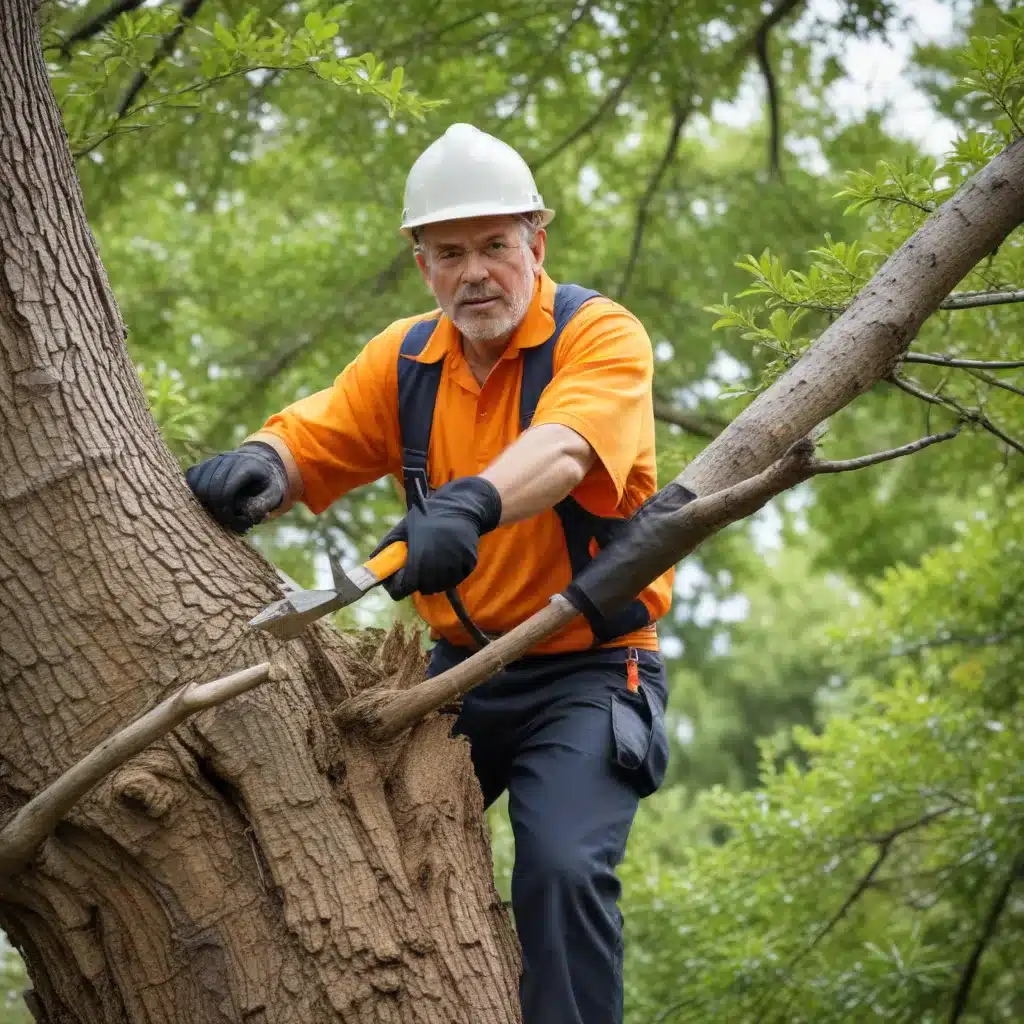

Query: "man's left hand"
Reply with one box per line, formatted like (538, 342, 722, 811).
(373, 477, 502, 599)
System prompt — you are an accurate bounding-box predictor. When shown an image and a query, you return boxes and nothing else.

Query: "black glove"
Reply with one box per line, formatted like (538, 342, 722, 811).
(185, 441, 289, 534)
(374, 476, 502, 599)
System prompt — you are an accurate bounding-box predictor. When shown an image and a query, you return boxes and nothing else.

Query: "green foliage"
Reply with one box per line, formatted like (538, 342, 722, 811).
(0, 945, 30, 1024)
(45, 4, 438, 157)
(620, 494, 1024, 1022)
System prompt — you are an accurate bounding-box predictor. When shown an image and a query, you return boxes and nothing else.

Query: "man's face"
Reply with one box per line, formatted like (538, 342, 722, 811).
(415, 215, 546, 347)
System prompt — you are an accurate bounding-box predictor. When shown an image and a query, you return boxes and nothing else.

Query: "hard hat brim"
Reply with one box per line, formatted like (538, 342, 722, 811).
(400, 201, 555, 236)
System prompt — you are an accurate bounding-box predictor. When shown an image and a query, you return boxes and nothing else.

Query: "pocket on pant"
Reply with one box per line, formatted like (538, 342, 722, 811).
(609, 685, 669, 798)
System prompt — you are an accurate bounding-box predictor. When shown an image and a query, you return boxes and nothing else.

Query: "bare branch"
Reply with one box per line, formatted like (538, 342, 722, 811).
(813, 428, 960, 473)
(533, 5, 674, 171)
(904, 352, 1024, 369)
(808, 845, 891, 956)
(940, 288, 1024, 310)
(56, 0, 148, 56)
(948, 851, 1024, 1023)
(965, 367, 1024, 399)
(618, 101, 692, 297)
(0, 662, 274, 880)
(855, 806, 957, 847)
(115, 0, 205, 120)
(752, 0, 804, 178)
(889, 375, 1024, 455)
(502, 0, 595, 121)
(653, 399, 724, 439)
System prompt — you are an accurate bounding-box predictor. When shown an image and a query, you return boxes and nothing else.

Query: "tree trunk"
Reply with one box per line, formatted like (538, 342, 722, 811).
(0, 4, 521, 1022)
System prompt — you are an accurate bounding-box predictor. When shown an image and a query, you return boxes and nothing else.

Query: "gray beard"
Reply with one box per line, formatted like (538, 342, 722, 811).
(446, 263, 536, 345)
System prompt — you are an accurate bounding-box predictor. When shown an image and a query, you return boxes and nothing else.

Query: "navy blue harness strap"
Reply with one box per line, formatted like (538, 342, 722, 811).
(396, 286, 652, 646)
(397, 318, 442, 505)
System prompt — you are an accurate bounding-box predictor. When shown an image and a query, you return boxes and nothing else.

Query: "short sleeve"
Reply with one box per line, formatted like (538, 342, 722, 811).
(255, 321, 412, 514)
(529, 301, 653, 515)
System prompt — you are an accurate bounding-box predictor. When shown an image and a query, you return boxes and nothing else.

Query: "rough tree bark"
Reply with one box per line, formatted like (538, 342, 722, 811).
(0, 3, 521, 1022)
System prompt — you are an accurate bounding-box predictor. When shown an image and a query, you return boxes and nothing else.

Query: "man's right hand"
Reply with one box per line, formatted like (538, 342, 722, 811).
(185, 442, 289, 534)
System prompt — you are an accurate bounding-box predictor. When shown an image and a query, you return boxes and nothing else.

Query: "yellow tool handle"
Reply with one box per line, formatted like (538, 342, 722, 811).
(363, 540, 408, 582)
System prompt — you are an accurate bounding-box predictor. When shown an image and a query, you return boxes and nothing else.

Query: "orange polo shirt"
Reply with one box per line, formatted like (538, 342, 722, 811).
(255, 271, 674, 654)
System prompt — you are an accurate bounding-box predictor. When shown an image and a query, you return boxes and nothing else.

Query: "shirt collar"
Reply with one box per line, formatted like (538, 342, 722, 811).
(406, 271, 557, 365)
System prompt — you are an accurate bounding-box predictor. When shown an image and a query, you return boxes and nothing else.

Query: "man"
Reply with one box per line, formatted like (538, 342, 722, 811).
(186, 122, 674, 1024)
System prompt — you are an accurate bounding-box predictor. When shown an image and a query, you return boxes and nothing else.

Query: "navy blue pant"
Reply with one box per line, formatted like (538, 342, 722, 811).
(428, 641, 670, 1024)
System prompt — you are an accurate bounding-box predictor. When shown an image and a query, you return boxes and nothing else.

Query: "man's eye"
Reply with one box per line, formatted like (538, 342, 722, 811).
(439, 250, 461, 261)
(489, 241, 508, 252)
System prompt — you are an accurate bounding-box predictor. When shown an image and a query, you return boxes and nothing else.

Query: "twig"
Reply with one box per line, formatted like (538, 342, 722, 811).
(652, 399, 724, 439)
(502, 0, 594, 121)
(618, 100, 692, 298)
(533, 5, 675, 171)
(0, 662, 274, 879)
(56, 0, 148, 57)
(854, 806, 957, 847)
(965, 367, 1024, 399)
(889, 375, 1024, 455)
(904, 352, 1024, 369)
(813, 428, 960, 472)
(752, 0, 804, 178)
(940, 288, 1024, 310)
(115, 0, 205, 119)
(948, 851, 1024, 1023)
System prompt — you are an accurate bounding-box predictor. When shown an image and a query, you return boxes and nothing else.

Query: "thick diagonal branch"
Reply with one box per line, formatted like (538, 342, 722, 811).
(680, 137, 1024, 498)
(0, 662, 274, 880)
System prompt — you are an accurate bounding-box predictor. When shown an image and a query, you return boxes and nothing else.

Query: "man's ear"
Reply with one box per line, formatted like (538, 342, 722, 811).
(414, 251, 431, 287)
(530, 228, 547, 272)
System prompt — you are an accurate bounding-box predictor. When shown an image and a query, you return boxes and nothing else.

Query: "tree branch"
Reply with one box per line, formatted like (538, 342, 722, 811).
(653, 399, 725, 438)
(888, 375, 1024, 455)
(752, 0, 804, 178)
(56, 0, 148, 57)
(904, 352, 1024, 369)
(964, 366, 1024, 399)
(948, 851, 1024, 1023)
(940, 287, 1024, 309)
(336, 429, 951, 739)
(618, 99, 692, 298)
(533, 5, 674, 171)
(115, 0, 205, 120)
(812, 427, 960, 473)
(503, 0, 594, 121)
(0, 661, 274, 880)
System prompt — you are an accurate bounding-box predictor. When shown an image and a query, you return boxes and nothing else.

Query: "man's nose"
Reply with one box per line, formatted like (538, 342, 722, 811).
(461, 248, 490, 283)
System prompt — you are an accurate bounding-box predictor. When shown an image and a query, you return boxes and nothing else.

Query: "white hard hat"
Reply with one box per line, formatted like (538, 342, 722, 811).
(400, 123, 554, 235)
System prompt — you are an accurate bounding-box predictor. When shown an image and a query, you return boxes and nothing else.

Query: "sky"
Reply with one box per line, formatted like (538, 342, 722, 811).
(711, 0, 965, 160)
